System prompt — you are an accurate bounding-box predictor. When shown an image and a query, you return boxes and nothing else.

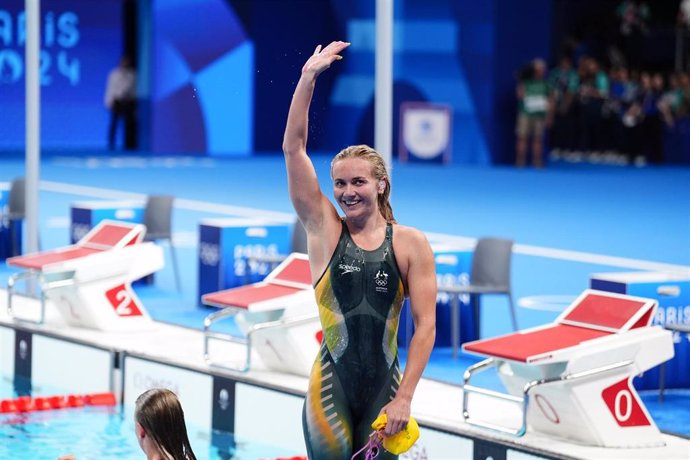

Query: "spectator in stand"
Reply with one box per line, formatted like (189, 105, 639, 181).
(615, 0, 650, 70)
(515, 58, 553, 168)
(606, 66, 638, 160)
(641, 72, 666, 164)
(676, 72, 690, 118)
(548, 55, 579, 159)
(659, 73, 681, 127)
(576, 57, 609, 157)
(620, 71, 651, 166)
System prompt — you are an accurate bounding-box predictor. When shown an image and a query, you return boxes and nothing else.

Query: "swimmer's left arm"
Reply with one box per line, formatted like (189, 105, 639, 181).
(381, 229, 436, 436)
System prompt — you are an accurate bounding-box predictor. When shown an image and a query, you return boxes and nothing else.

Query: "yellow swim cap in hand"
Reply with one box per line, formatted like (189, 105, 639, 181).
(371, 413, 420, 455)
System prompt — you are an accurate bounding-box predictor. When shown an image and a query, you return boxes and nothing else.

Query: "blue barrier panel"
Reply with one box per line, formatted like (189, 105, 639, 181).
(399, 247, 476, 348)
(70, 201, 145, 244)
(0, 184, 22, 261)
(664, 119, 690, 164)
(197, 218, 291, 303)
(70, 201, 149, 284)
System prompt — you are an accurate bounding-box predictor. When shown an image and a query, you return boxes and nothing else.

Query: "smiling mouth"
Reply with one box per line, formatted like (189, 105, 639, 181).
(343, 199, 361, 207)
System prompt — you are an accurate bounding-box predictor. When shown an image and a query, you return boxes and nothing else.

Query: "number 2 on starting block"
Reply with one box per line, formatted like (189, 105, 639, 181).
(105, 284, 143, 317)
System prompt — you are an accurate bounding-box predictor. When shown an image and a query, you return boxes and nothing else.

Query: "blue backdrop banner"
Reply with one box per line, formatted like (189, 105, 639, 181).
(0, 0, 123, 150)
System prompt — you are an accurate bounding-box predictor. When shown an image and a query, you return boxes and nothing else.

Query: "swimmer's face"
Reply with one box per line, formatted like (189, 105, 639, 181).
(332, 157, 379, 220)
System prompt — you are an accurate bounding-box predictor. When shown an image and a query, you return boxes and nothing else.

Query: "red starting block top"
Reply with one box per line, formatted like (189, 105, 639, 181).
(202, 283, 304, 309)
(81, 222, 143, 249)
(463, 290, 658, 363)
(7, 220, 145, 271)
(561, 293, 650, 331)
(8, 247, 102, 270)
(463, 324, 611, 363)
(270, 257, 312, 286)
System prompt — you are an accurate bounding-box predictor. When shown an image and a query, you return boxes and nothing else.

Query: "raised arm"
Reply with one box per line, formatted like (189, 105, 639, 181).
(382, 228, 437, 436)
(282, 41, 350, 230)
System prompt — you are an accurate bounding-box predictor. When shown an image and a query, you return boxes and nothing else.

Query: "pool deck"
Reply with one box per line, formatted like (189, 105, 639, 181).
(1, 291, 689, 460)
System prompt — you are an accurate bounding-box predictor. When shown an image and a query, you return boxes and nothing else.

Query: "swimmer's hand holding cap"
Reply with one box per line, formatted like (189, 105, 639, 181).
(371, 413, 420, 455)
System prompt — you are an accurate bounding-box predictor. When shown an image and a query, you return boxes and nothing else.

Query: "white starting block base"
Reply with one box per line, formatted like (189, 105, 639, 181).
(7, 289, 157, 332)
(5, 291, 67, 326)
(6, 220, 163, 332)
(234, 310, 321, 376)
(1, 290, 689, 460)
(462, 290, 676, 449)
(202, 253, 320, 376)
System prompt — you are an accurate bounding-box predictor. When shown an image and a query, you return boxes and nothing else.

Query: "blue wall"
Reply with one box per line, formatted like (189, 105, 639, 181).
(236, 0, 552, 164)
(0, 0, 553, 164)
(492, 0, 552, 164)
(148, 0, 254, 156)
(0, 0, 124, 150)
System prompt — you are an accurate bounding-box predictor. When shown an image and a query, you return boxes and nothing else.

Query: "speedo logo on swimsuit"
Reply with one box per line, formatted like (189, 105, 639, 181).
(338, 263, 361, 274)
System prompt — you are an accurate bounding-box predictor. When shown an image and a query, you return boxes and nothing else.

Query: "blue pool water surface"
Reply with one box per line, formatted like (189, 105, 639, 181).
(0, 377, 297, 460)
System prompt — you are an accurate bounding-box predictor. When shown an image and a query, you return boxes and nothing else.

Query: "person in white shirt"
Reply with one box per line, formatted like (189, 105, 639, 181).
(104, 55, 137, 150)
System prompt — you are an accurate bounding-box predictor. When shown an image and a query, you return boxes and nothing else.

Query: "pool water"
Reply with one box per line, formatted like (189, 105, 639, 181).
(1, 378, 299, 460)
(0, 406, 300, 460)
(2, 407, 142, 459)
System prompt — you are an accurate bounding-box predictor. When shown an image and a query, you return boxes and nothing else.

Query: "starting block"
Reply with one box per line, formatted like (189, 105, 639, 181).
(6, 220, 163, 331)
(202, 252, 320, 376)
(461, 289, 674, 448)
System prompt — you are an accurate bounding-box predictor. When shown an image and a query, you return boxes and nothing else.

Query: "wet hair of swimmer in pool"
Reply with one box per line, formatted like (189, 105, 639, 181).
(134, 388, 197, 460)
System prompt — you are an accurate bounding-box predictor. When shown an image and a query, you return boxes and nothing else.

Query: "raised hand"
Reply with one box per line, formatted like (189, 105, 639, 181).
(302, 40, 350, 77)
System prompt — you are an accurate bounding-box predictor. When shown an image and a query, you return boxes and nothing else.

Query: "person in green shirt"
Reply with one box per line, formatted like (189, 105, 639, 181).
(516, 58, 553, 168)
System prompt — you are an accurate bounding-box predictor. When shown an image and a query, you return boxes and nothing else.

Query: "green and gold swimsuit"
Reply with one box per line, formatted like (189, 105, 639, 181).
(303, 221, 405, 459)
